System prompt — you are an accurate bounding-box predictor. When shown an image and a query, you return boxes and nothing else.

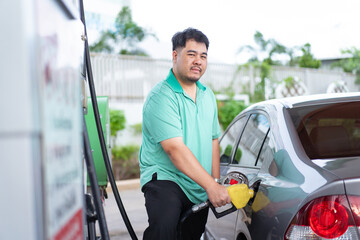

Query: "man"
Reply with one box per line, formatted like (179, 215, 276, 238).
(140, 28, 231, 239)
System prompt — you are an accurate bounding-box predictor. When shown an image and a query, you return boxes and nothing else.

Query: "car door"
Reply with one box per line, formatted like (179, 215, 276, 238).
(221, 112, 272, 240)
(205, 115, 249, 240)
(205, 112, 272, 240)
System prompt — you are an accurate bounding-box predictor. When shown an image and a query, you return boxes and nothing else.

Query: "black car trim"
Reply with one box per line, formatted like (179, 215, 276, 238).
(255, 128, 271, 167)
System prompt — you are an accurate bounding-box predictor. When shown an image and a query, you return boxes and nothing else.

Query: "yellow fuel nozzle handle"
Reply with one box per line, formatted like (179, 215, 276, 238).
(188, 183, 254, 220)
(227, 184, 254, 209)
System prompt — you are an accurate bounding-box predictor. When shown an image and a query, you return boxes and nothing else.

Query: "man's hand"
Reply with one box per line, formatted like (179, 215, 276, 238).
(161, 137, 231, 207)
(205, 181, 231, 208)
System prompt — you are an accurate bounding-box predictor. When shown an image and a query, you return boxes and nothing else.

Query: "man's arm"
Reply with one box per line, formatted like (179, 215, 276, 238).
(211, 138, 220, 179)
(161, 137, 230, 208)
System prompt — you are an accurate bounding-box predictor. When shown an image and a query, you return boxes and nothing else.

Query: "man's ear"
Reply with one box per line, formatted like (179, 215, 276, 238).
(172, 50, 178, 63)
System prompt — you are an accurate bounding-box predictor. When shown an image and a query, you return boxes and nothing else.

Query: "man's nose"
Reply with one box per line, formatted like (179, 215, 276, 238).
(194, 55, 202, 65)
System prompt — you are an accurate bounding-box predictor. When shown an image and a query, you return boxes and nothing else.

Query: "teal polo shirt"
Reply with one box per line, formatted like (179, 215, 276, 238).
(139, 69, 221, 204)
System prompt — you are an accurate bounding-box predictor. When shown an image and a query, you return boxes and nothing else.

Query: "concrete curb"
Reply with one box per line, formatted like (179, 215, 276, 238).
(106, 178, 141, 192)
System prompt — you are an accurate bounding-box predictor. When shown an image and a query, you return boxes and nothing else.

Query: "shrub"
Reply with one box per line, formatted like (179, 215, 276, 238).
(112, 144, 140, 180)
(284, 76, 295, 88)
(298, 43, 321, 69)
(110, 109, 126, 137)
(218, 100, 247, 130)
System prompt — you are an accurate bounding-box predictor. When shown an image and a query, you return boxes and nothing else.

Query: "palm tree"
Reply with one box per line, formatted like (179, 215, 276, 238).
(90, 6, 157, 56)
(238, 31, 287, 65)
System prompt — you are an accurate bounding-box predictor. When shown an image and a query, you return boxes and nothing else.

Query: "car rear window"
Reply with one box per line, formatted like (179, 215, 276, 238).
(288, 101, 360, 159)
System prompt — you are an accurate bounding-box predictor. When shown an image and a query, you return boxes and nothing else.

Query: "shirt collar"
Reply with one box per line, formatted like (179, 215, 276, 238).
(166, 69, 207, 93)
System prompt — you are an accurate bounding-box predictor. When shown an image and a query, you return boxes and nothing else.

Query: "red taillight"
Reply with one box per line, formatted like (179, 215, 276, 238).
(309, 199, 348, 238)
(285, 195, 360, 240)
(348, 196, 360, 226)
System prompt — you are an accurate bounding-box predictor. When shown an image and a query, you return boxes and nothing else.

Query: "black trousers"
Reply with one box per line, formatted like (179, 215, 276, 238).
(142, 178, 209, 240)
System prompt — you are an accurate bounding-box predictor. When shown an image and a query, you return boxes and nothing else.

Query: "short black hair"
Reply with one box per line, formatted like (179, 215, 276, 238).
(171, 28, 209, 51)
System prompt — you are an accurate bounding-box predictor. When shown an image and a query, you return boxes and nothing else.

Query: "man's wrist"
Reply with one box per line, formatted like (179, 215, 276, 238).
(214, 178, 221, 184)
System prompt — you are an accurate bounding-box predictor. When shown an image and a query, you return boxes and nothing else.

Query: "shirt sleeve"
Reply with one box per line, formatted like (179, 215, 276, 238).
(143, 92, 183, 143)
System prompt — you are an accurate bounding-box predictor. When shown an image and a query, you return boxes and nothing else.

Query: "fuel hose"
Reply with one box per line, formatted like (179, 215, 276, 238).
(83, 116, 110, 240)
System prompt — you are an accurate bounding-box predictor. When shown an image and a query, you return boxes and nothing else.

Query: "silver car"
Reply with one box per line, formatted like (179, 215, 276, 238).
(205, 93, 360, 240)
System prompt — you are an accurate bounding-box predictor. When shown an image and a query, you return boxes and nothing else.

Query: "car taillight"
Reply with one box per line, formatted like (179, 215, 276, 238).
(309, 199, 348, 238)
(348, 196, 360, 226)
(285, 195, 360, 240)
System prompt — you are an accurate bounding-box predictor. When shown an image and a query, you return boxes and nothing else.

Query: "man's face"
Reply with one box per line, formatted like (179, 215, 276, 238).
(172, 39, 208, 83)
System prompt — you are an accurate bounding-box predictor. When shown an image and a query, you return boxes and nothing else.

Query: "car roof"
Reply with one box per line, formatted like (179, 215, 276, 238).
(260, 92, 360, 109)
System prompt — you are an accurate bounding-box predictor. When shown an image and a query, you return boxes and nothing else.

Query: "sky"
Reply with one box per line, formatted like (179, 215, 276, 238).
(86, 0, 360, 65)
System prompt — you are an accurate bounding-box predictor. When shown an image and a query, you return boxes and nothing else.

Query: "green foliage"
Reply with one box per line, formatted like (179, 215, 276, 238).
(218, 100, 247, 130)
(220, 145, 242, 164)
(224, 145, 233, 156)
(239, 61, 270, 102)
(112, 144, 139, 161)
(90, 6, 156, 55)
(238, 31, 325, 69)
(265, 40, 287, 66)
(89, 30, 116, 53)
(110, 109, 126, 136)
(284, 76, 295, 88)
(259, 61, 271, 81)
(239, 31, 289, 66)
(286, 47, 300, 67)
(235, 149, 242, 162)
(332, 47, 360, 84)
(111, 144, 140, 180)
(232, 149, 242, 164)
(298, 43, 321, 69)
(115, 8, 145, 42)
(253, 82, 266, 103)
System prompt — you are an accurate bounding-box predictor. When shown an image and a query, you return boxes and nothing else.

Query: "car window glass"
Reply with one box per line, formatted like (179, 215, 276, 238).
(219, 116, 248, 164)
(289, 102, 360, 159)
(233, 113, 270, 167)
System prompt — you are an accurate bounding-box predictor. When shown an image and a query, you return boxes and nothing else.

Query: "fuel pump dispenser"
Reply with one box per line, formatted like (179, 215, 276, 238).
(84, 96, 111, 197)
(1, 0, 87, 239)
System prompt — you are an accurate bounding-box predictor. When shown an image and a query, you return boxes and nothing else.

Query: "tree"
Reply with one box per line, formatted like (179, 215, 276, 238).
(238, 31, 288, 66)
(90, 6, 157, 56)
(286, 47, 301, 67)
(332, 47, 360, 84)
(89, 30, 116, 53)
(237, 31, 303, 101)
(298, 43, 321, 69)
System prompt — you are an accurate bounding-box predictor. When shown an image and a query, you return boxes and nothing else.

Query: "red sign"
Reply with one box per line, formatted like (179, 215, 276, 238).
(54, 209, 83, 240)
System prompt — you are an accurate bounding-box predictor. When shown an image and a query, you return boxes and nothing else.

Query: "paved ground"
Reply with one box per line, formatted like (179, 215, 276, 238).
(93, 179, 206, 240)
(95, 179, 147, 239)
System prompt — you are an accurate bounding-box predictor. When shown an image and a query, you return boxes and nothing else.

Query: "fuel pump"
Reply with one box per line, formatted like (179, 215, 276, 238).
(84, 96, 111, 198)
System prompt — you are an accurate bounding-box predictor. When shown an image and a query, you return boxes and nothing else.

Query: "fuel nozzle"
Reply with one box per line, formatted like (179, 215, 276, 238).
(227, 184, 254, 209)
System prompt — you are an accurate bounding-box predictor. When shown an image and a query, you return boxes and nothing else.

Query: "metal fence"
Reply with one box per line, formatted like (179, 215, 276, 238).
(90, 53, 359, 102)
